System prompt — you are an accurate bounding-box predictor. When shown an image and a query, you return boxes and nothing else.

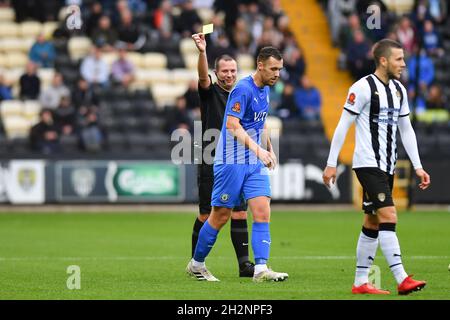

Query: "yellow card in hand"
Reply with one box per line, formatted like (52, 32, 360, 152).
(202, 24, 214, 34)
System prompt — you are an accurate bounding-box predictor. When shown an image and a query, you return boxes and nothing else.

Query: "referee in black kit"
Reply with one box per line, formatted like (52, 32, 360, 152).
(189, 32, 254, 277)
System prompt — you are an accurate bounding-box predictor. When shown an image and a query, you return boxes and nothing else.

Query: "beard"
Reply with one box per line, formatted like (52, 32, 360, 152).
(387, 68, 400, 80)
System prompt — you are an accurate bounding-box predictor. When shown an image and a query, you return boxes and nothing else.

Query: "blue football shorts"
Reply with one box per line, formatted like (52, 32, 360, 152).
(211, 161, 271, 208)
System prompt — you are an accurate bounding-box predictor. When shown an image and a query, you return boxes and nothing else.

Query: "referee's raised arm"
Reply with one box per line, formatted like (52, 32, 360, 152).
(192, 33, 211, 89)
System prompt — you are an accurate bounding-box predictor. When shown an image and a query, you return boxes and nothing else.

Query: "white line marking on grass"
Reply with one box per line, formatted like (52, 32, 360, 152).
(0, 256, 448, 261)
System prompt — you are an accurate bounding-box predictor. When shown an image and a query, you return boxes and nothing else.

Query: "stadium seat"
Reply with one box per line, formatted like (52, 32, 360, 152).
(0, 7, 15, 22)
(150, 83, 188, 109)
(1, 100, 23, 117)
(3, 68, 23, 87)
(3, 115, 30, 139)
(237, 54, 255, 70)
(9, 137, 29, 153)
(20, 21, 43, 38)
(60, 134, 79, 153)
(101, 52, 119, 67)
(22, 100, 42, 123)
(0, 38, 25, 52)
(126, 52, 143, 68)
(37, 68, 55, 89)
(180, 37, 198, 55)
(265, 116, 283, 138)
(5, 52, 28, 68)
(171, 69, 197, 85)
(182, 53, 198, 70)
(166, 52, 185, 69)
(0, 22, 19, 37)
(142, 52, 168, 69)
(135, 69, 171, 86)
(42, 22, 59, 39)
(107, 132, 127, 151)
(68, 37, 92, 60)
(0, 53, 6, 68)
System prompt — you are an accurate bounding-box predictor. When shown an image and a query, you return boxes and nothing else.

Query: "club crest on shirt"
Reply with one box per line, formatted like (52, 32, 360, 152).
(396, 90, 401, 98)
(221, 194, 229, 202)
(232, 102, 241, 113)
(378, 193, 386, 202)
(347, 93, 356, 105)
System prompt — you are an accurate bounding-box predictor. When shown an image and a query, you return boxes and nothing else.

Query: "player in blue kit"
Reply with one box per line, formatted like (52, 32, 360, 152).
(186, 47, 288, 282)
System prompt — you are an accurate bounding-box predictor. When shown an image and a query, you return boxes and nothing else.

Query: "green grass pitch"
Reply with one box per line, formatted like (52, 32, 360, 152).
(0, 210, 449, 300)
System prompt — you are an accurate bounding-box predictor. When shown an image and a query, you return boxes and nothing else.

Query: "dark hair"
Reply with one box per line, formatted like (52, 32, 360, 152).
(257, 46, 282, 64)
(372, 39, 403, 67)
(214, 54, 235, 70)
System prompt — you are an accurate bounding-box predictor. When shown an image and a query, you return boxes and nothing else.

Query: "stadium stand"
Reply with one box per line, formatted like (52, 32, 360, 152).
(0, 0, 447, 164)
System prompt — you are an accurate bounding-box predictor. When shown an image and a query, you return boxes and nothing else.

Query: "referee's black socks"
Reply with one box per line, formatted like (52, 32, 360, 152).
(191, 218, 204, 258)
(230, 219, 250, 267)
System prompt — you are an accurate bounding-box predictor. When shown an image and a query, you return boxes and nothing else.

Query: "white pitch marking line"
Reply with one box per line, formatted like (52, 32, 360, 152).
(0, 256, 448, 261)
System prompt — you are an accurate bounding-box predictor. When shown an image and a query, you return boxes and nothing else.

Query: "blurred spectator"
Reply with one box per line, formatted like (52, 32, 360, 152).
(127, 0, 148, 21)
(166, 96, 193, 133)
(422, 20, 444, 57)
(278, 83, 299, 119)
(427, 0, 447, 24)
(117, 9, 146, 50)
(346, 30, 373, 80)
(79, 111, 106, 152)
(327, 0, 356, 46)
(232, 17, 252, 53)
(29, 33, 56, 68)
(183, 79, 201, 119)
(407, 48, 435, 90)
(29, 109, 60, 154)
(54, 96, 77, 136)
(91, 15, 118, 51)
(294, 76, 322, 121)
(85, 1, 103, 37)
(426, 84, 447, 110)
(111, 46, 135, 88)
(175, 0, 202, 37)
(19, 62, 41, 100)
(207, 34, 236, 69)
(396, 16, 416, 56)
(283, 47, 306, 85)
(0, 74, 13, 102)
(338, 13, 364, 51)
(39, 73, 70, 109)
(241, 2, 264, 45)
(72, 79, 98, 109)
(152, 0, 175, 37)
(80, 46, 110, 87)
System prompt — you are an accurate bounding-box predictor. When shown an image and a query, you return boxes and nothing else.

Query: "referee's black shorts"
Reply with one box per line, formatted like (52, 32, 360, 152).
(354, 167, 395, 214)
(197, 163, 247, 214)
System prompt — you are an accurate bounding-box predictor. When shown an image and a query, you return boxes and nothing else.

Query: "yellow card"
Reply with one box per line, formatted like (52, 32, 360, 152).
(202, 24, 214, 34)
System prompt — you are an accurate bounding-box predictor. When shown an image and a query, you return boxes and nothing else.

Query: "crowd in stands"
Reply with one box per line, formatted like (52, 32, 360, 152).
(321, 0, 450, 124)
(0, 0, 321, 156)
(2, 0, 448, 159)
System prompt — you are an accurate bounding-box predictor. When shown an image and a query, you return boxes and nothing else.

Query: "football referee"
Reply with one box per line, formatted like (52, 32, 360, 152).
(189, 32, 254, 277)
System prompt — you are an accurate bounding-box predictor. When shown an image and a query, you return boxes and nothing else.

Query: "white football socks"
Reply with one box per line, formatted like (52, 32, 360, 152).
(379, 226, 408, 284)
(354, 230, 378, 286)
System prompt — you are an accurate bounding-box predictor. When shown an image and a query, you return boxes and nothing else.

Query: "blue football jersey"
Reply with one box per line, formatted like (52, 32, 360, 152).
(215, 75, 270, 164)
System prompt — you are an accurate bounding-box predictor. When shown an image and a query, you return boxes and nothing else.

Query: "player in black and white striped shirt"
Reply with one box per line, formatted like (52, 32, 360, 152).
(323, 39, 431, 295)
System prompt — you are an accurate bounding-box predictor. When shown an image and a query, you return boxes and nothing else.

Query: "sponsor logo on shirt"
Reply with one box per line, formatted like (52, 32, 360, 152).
(232, 102, 241, 113)
(347, 92, 356, 105)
